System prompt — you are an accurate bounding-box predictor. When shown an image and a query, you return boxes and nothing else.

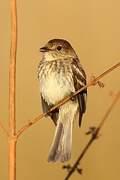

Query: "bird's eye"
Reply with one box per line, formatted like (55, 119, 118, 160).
(57, 45, 62, 51)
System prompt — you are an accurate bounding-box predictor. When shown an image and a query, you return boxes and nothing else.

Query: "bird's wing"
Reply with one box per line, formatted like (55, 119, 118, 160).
(41, 95, 58, 126)
(72, 58, 87, 127)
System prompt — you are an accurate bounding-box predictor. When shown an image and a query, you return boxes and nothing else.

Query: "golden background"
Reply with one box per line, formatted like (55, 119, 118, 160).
(0, 0, 120, 179)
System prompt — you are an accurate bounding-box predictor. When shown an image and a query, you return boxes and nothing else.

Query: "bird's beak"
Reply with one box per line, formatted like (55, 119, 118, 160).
(40, 46, 51, 52)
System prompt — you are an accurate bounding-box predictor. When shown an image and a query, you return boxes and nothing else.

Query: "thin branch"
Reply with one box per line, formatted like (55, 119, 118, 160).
(16, 62, 120, 138)
(8, 0, 17, 180)
(9, 0, 17, 135)
(64, 91, 120, 180)
(0, 120, 9, 136)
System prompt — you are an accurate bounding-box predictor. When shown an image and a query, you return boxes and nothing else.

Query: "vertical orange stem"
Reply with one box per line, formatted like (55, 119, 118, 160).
(9, 0, 17, 180)
(9, 0, 17, 132)
(8, 138, 17, 180)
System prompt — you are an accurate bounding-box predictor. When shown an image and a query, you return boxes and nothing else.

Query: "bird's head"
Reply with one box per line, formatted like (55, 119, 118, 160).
(40, 39, 77, 61)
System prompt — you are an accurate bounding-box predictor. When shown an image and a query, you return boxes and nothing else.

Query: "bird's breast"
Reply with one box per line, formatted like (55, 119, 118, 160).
(38, 60, 75, 105)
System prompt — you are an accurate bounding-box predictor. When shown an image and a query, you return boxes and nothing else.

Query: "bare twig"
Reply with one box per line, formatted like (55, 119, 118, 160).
(64, 91, 120, 180)
(9, 0, 17, 134)
(8, 0, 17, 180)
(0, 120, 9, 136)
(16, 62, 120, 138)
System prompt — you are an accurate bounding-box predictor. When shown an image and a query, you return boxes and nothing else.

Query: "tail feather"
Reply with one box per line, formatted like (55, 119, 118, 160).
(48, 101, 78, 162)
(60, 120, 72, 162)
(48, 119, 72, 162)
(48, 122, 63, 162)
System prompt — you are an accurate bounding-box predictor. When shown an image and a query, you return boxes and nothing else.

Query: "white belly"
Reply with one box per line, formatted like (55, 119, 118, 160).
(40, 71, 75, 105)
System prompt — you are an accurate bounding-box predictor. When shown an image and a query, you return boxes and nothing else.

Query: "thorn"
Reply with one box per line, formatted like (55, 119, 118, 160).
(97, 81, 105, 88)
(28, 121, 33, 126)
(86, 126, 96, 135)
(77, 168, 83, 175)
(86, 127, 99, 139)
(62, 164, 72, 172)
(90, 75, 104, 88)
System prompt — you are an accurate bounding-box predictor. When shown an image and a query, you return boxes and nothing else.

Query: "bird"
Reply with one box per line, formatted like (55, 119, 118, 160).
(38, 39, 87, 162)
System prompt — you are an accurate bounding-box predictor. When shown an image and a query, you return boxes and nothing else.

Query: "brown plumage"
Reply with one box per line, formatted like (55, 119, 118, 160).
(38, 39, 87, 162)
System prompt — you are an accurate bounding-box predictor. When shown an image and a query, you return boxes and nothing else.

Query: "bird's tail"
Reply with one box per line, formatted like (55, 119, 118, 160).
(48, 101, 78, 162)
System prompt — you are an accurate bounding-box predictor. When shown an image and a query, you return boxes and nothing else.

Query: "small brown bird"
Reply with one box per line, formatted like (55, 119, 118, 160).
(38, 39, 87, 162)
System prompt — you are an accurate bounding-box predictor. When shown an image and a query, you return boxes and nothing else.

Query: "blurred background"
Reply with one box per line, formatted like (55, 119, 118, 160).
(0, 0, 120, 179)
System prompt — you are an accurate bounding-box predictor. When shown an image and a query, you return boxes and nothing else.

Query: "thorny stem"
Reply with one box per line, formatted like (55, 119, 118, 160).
(64, 91, 120, 180)
(16, 62, 120, 138)
(9, 0, 17, 180)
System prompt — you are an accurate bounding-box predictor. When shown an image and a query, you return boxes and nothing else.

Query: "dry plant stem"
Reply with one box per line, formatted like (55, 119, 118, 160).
(64, 91, 120, 180)
(8, 138, 17, 180)
(17, 62, 120, 138)
(9, 0, 17, 180)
